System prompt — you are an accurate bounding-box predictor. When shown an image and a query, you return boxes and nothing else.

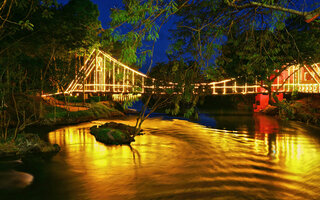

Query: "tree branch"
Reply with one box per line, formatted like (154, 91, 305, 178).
(225, 0, 320, 22)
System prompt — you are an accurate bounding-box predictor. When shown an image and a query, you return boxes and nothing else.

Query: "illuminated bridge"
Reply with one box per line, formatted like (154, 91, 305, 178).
(63, 49, 320, 95)
(43, 49, 320, 109)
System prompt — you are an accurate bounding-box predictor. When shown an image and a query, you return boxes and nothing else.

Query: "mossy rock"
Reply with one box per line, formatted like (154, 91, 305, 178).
(90, 126, 134, 145)
(90, 122, 141, 145)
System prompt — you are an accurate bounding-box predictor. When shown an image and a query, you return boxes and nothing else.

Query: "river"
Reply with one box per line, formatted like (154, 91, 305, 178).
(1, 113, 320, 200)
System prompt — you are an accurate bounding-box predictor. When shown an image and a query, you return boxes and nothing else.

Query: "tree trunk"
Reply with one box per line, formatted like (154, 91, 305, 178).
(266, 81, 275, 106)
(267, 87, 281, 105)
(272, 92, 280, 104)
(134, 95, 151, 136)
(268, 89, 273, 105)
(39, 70, 44, 119)
(12, 91, 20, 141)
(1, 109, 4, 139)
(4, 115, 10, 141)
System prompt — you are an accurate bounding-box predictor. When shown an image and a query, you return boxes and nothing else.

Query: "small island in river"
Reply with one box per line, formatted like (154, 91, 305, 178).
(90, 122, 142, 145)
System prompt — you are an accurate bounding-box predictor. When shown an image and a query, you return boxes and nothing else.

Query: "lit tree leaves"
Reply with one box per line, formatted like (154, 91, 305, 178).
(216, 22, 320, 97)
(107, 0, 181, 67)
(18, 20, 34, 31)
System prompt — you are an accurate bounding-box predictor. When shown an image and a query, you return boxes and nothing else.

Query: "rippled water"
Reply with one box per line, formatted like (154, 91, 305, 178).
(1, 114, 320, 200)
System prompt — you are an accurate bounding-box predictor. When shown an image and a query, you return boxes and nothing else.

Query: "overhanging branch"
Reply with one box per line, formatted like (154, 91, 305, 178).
(225, 1, 320, 23)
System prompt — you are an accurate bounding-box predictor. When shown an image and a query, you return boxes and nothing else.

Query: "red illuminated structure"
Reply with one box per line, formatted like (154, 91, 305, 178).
(253, 65, 320, 112)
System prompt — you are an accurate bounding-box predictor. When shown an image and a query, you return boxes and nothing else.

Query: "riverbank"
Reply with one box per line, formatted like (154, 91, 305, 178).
(0, 133, 60, 158)
(262, 96, 320, 126)
(0, 100, 127, 158)
(40, 101, 125, 126)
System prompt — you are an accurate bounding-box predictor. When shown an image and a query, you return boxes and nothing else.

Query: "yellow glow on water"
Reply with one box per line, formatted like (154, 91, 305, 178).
(273, 129, 320, 175)
(47, 117, 320, 199)
(48, 120, 190, 198)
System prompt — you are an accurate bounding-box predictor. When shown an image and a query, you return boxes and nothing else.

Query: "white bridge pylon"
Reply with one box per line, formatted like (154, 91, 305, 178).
(65, 49, 148, 94)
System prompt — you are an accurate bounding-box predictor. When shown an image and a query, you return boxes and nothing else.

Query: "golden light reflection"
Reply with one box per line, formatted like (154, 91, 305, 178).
(47, 117, 320, 199)
(48, 120, 191, 199)
(252, 114, 320, 175)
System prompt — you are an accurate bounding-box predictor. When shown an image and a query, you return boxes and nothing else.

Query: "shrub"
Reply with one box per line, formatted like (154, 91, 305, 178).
(277, 100, 295, 120)
(291, 89, 299, 100)
(89, 96, 101, 103)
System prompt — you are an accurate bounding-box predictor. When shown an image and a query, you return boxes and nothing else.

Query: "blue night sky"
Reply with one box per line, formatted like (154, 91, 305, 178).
(57, 0, 319, 72)
(58, 0, 174, 71)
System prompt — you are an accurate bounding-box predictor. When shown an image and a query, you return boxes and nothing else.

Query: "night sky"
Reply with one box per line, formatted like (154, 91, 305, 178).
(58, 0, 175, 72)
(56, 0, 319, 73)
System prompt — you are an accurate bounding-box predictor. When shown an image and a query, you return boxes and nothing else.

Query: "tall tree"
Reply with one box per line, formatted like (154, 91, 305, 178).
(0, 0, 101, 139)
(107, 0, 320, 131)
(224, 0, 320, 23)
(216, 20, 320, 104)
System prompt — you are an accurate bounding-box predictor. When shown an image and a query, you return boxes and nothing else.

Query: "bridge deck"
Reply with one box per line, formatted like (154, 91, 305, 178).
(43, 49, 320, 99)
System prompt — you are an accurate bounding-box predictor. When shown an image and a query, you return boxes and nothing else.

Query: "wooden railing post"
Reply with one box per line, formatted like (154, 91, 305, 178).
(132, 72, 135, 92)
(123, 68, 126, 93)
(142, 77, 144, 93)
(112, 61, 115, 93)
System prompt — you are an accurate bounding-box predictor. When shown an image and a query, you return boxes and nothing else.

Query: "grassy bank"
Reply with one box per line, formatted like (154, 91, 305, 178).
(1, 100, 125, 157)
(0, 133, 59, 158)
(42, 102, 124, 126)
(263, 95, 320, 126)
(0, 97, 126, 157)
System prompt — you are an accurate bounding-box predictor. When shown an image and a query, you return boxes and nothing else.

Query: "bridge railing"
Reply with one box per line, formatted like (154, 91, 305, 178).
(61, 50, 320, 97)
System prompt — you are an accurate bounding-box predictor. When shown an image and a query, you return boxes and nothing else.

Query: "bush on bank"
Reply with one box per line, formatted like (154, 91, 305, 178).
(263, 96, 320, 126)
(0, 133, 60, 157)
(278, 100, 320, 126)
(43, 102, 124, 125)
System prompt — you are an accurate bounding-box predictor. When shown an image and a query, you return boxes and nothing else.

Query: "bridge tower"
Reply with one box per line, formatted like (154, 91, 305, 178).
(64, 49, 148, 101)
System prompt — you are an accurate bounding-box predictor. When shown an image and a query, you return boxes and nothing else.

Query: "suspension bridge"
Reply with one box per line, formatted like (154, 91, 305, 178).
(43, 49, 320, 111)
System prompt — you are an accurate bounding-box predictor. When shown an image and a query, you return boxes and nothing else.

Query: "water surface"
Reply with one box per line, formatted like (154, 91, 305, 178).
(1, 114, 320, 200)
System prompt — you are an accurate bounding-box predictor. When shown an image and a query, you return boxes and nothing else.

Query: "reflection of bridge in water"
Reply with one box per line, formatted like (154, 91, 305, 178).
(44, 49, 320, 109)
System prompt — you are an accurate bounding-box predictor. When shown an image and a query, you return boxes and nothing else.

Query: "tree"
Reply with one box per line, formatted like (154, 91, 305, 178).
(149, 60, 206, 118)
(216, 21, 320, 104)
(0, 0, 101, 141)
(224, 0, 320, 23)
(106, 0, 193, 135)
(167, 0, 320, 105)
(0, 0, 56, 31)
(106, 0, 191, 67)
(104, 0, 320, 135)
(107, 0, 320, 68)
